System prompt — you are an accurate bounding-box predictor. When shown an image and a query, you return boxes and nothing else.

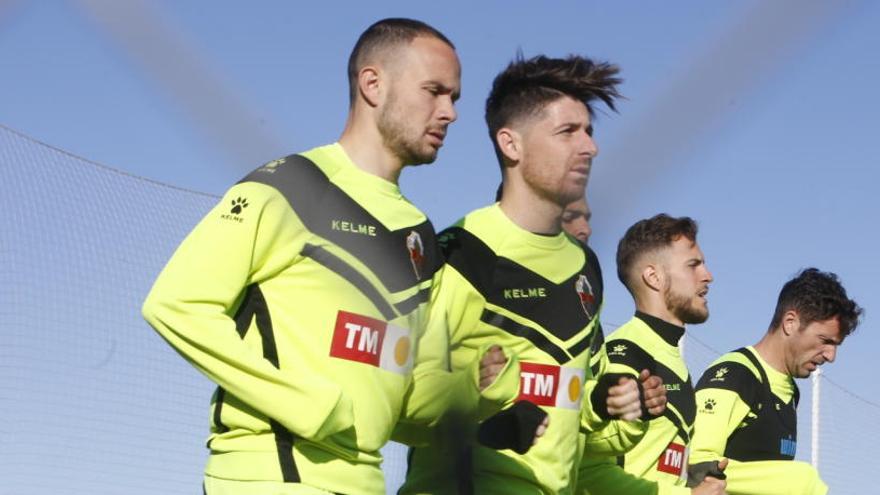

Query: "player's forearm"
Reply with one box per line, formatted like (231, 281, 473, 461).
(722, 459, 827, 495)
(143, 296, 353, 440)
(143, 184, 349, 439)
(576, 456, 668, 495)
(403, 342, 520, 426)
(689, 389, 746, 463)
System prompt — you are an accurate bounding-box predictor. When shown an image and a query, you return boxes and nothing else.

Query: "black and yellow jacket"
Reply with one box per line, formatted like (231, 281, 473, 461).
(399, 205, 644, 495)
(577, 313, 695, 495)
(142, 144, 515, 494)
(690, 346, 827, 495)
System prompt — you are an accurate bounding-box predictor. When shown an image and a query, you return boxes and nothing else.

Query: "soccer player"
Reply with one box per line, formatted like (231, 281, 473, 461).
(576, 214, 727, 495)
(142, 18, 518, 495)
(399, 54, 666, 494)
(689, 268, 862, 494)
(562, 196, 593, 244)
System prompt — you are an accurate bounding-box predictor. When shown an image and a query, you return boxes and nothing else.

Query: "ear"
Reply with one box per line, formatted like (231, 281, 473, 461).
(781, 310, 800, 336)
(641, 263, 663, 293)
(357, 65, 382, 108)
(495, 127, 522, 164)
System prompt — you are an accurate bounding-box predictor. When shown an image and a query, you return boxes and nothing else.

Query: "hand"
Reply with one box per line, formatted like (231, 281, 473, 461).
(477, 400, 547, 454)
(691, 458, 728, 495)
(533, 414, 550, 445)
(605, 376, 642, 421)
(639, 369, 667, 416)
(479, 345, 508, 391)
(691, 478, 726, 495)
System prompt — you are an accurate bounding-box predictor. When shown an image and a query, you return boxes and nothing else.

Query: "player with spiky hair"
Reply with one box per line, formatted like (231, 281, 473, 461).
(398, 54, 666, 494)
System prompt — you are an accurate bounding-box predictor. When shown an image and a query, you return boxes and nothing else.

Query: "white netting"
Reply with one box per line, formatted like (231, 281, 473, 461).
(1, 125, 873, 493)
(0, 123, 411, 494)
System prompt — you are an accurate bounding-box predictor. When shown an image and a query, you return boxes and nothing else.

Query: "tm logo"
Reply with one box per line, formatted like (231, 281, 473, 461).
(329, 311, 412, 375)
(703, 398, 717, 411)
(657, 442, 686, 476)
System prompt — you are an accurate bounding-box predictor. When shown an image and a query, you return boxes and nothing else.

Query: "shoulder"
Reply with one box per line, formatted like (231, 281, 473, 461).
(605, 327, 654, 370)
(696, 350, 762, 395)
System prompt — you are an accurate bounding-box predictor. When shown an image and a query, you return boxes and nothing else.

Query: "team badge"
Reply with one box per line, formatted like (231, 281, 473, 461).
(406, 231, 424, 280)
(575, 274, 595, 318)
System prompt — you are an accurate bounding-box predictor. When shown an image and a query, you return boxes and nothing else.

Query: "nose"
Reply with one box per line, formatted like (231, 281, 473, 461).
(581, 132, 598, 158)
(703, 266, 714, 283)
(438, 95, 457, 123)
(823, 345, 837, 363)
(569, 218, 591, 243)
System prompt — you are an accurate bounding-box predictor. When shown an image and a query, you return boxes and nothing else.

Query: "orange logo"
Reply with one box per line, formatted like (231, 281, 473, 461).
(568, 374, 582, 402)
(394, 336, 411, 367)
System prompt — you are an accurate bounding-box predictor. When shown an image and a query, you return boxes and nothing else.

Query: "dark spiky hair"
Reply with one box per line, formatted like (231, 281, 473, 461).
(485, 54, 622, 163)
(769, 268, 862, 338)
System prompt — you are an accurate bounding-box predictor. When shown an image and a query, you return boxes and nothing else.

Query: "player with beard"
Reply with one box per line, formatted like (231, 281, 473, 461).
(399, 54, 667, 495)
(688, 268, 861, 495)
(143, 18, 519, 495)
(576, 214, 727, 495)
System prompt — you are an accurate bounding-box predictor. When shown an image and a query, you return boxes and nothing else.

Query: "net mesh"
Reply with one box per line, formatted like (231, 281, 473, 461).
(1, 125, 874, 494)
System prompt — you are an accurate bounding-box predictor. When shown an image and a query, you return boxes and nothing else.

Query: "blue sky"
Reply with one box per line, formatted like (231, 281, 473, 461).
(2, 0, 878, 491)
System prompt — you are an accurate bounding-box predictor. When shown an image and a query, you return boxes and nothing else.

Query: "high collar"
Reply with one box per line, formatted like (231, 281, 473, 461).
(634, 311, 685, 347)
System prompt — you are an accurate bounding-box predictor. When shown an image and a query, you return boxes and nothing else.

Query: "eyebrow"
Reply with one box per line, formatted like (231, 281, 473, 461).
(554, 121, 586, 132)
(425, 81, 460, 100)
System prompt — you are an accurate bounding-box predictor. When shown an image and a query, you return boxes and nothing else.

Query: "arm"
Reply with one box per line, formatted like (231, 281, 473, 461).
(577, 455, 694, 495)
(577, 454, 730, 495)
(580, 374, 649, 456)
(580, 338, 664, 455)
(395, 265, 520, 442)
(142, 182, 352, 440)
(689, 387, 750, 465)
(722, 459, 827, 495)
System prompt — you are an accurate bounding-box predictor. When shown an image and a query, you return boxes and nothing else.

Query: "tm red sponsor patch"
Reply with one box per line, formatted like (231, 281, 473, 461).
(329, 311, 386, 366)
(657, 442, 686, 476)
(329, 311, 413, 375)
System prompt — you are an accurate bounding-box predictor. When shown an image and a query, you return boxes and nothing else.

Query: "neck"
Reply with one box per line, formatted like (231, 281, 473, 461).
(498, 181, 564, 235)
(634, 310, 685, 346)
(338, 112, 404, 183)
(753, 330, 790, 376)
(635, 298, 684, 327)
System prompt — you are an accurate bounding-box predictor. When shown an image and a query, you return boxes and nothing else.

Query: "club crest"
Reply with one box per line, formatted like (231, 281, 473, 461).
(576, 274, 595, 317)
(406, 231, 424, 280)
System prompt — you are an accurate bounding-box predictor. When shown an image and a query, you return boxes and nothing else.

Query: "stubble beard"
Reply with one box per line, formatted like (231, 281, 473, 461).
(377, 93, 437, 166)
(665, 286, 709, 325)
(522, 164, 584, 208)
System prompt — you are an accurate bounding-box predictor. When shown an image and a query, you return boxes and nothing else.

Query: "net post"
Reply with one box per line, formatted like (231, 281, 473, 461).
(811, 367, 821, 469)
